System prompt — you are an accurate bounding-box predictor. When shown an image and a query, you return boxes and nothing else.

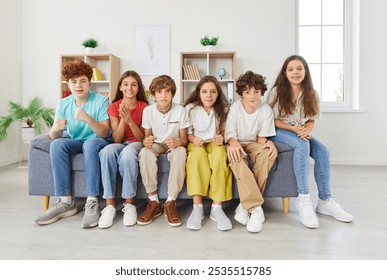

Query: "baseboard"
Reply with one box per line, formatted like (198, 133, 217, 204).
(330, 158, 387, 166)
(0, 156, 20, 168)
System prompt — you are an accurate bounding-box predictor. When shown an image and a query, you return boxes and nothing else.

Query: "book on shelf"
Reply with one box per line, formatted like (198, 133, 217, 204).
(182, 64, 200, 80)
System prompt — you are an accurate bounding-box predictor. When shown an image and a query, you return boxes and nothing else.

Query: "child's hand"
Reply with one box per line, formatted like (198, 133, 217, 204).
(75, 108, 90, 123)
(264, 140, 278, 161)
(193, 136, 204, 147)
(164, 137, 179, 149)
(49, 118, 66, 139)
(53, 118, 66, 131)
(213, 134, 224, 146)
(226, 142, 247, 163)
(143, 135, 154, 149)
(119, 103, 133, 125)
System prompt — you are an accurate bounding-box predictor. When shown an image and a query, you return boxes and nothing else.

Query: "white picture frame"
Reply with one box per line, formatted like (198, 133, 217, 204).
(133, 25, 170, 75)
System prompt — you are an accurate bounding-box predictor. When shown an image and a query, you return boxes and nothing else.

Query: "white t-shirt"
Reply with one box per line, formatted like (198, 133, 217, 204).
(142, 102, 189, 144)
(185, 103, 217, 143)
(225, 100, 275, 144)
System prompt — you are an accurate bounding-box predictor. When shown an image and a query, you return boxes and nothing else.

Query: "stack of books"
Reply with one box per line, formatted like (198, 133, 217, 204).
(182, 64, 200, 80)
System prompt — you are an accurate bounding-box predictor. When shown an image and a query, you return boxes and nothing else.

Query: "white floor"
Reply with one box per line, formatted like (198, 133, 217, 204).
(0, 163, 386, 260)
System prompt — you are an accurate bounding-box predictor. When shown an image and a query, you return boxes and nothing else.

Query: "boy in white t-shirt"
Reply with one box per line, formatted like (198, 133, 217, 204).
(137, 75, 189, 227)
(225, 70, 278, 233)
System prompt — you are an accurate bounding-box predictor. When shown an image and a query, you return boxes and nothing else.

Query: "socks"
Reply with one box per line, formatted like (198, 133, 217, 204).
(211, 204, 222, 210)
(194, 204, 203, 209)
(149, 194, 159, 203)
(60, 196, 72, 205)
(166, 196, 175, 202)
(87, 196, 98, 203)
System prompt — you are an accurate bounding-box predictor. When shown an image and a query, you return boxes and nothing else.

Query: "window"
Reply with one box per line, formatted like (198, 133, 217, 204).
(297, 0, 359, 110)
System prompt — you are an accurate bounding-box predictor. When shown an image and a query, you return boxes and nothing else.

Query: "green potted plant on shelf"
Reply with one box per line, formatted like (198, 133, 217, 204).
(82, 37, 99, 54)
(0, 97, 55, 142)
(200, 35, 219, 51)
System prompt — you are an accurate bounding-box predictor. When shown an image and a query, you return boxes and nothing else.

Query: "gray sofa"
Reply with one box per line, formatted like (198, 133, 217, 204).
(28, 134, 298, 212)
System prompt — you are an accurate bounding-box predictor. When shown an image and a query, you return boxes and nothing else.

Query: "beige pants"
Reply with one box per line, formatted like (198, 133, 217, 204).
(229, 142, 274, 211)
(139, 143, 187, 199)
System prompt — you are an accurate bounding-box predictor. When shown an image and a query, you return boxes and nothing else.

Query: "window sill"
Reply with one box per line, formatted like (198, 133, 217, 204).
(321, 108, 366, 113)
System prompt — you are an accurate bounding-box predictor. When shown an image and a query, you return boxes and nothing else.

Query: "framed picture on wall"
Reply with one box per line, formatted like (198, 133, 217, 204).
(133, 25, 170, 75)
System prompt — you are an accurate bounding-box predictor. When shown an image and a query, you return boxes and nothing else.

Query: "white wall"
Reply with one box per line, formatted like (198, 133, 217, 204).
(0, 0, 22, 166)
(1, 0, 386, 166)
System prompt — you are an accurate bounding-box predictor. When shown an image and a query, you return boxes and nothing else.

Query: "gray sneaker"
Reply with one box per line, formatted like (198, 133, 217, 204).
(186, 205, 204, 230)
(81, 200, 100, 228)
(210, 206, 232, 231)
(35, 199, 78, 225)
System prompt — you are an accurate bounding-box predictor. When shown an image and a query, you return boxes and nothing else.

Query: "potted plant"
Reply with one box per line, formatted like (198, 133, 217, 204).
(0, 97, 55, 142)
(82, 37, 99, 54)
(200, 35, 219, 51)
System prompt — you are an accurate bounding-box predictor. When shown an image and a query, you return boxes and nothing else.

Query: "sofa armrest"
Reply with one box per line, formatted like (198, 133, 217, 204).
(30, 134, 52, 153)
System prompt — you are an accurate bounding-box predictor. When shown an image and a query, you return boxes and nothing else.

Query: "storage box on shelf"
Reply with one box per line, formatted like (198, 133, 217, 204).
(60, 54, 120, 101)
(180, 51, 236, 103)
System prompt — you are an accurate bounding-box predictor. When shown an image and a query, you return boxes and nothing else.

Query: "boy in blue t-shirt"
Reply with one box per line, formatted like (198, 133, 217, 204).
(35, 60, 110, 228)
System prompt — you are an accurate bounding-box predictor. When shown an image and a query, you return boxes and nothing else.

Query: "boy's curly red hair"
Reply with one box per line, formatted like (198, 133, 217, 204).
(62, 60, 93, 81)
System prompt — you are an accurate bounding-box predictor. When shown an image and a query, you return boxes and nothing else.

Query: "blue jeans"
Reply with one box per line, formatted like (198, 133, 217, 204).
(99, 142, 143, 199)
(50, 137, 110, 197)
(271, 129, 332, 200)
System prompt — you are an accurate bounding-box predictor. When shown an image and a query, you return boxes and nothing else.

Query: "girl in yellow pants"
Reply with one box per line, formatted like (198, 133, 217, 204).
(184, 76, 232, 231)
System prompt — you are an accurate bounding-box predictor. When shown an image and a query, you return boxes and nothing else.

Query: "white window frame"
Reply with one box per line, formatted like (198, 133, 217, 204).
(296, 0, 360, 111)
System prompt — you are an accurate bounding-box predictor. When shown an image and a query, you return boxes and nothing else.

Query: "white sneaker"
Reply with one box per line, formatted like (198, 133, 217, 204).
(98, 205, 116, 229)
(316, 198, 354, 223)
(246, 206, 264, 233)
(122, 203, 137, 227)
(296, 194, 319, 229)
(210, 206, 232, 231)
(186, 205, 204, 230)
(234, 203, 249, 225)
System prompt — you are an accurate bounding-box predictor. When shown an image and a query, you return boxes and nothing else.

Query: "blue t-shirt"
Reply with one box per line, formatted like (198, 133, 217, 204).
(55, 91, 109, 140)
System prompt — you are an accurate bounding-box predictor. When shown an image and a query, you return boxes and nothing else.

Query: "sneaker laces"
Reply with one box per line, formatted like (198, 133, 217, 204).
(302, 202, 315, 217)
(84, 200, 98, 214)
(325, 198, 342, 209)
(165, 201, 179, 219)
(101, 205, 114, 215)
(122, 203, 134, 213)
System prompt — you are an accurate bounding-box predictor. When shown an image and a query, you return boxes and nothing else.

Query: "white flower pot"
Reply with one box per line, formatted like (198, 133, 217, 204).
(85, 47, 94, 54)
(205, 45, 214, 52)
(21, 127, 35, 141)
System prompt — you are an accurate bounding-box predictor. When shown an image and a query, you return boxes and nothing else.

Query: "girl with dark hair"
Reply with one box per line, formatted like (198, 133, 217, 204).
(184, 76, 233, 231)
(98, 70, 148, 229)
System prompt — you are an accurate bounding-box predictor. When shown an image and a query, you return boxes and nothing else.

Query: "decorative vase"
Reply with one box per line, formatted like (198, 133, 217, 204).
(205, 45, 214, 52)
(85, 47, 94, 54)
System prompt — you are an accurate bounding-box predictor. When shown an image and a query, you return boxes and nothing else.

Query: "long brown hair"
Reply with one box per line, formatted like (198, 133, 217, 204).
(270, 55, 319, 117)
(112, 70, 148, 104)
(184, 75, 229, 134)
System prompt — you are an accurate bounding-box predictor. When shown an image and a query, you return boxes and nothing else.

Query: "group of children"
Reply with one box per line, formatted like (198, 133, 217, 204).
(35, 55, 354, 233)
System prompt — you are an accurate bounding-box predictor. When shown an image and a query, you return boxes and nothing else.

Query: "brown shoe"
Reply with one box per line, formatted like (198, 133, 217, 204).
(164, 200, 182, 227)
(137, 200, 162, 225)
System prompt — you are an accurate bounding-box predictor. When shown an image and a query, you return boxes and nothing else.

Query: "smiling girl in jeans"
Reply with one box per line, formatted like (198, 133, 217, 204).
(98, 70, 148, 229)
(268, 55, 354, 229)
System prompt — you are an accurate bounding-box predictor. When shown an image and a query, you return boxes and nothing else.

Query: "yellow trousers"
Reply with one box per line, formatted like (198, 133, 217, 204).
(186, 142, 232, 202)
(229, 142, 274, 211)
